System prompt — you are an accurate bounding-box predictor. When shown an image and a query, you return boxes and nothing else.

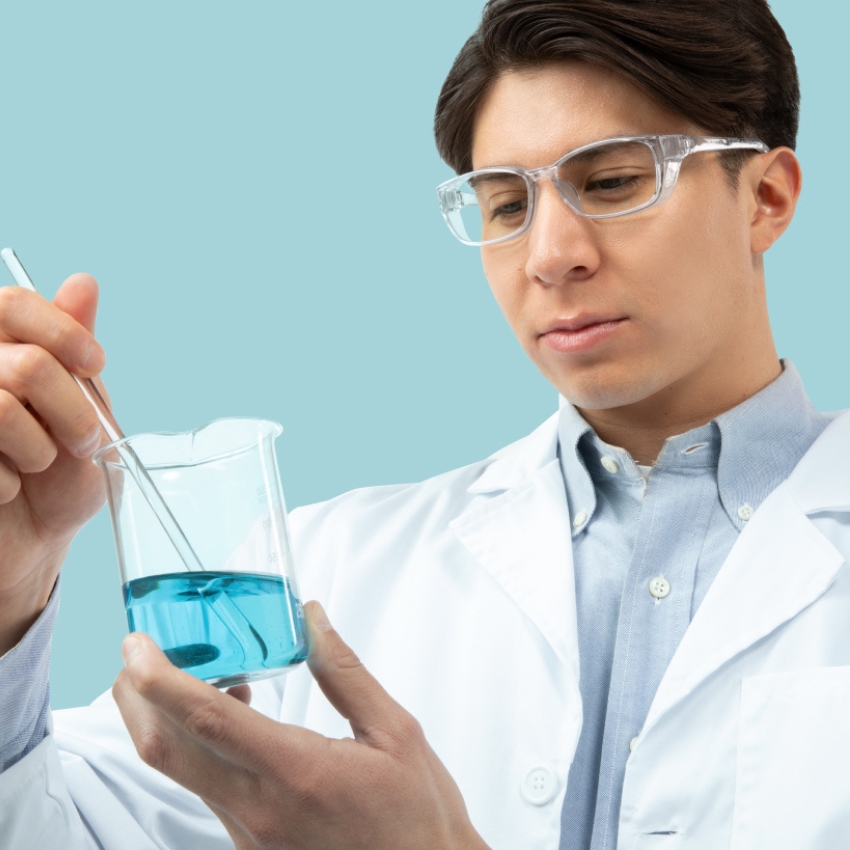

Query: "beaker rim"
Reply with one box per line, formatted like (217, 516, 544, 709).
(93, 417, 283, 469)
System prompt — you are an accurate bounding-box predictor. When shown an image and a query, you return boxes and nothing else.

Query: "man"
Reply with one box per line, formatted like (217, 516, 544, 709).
(0, 0, 845, 848)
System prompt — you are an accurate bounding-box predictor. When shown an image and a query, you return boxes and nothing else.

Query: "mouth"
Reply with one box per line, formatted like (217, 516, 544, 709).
(539, 316, 628, 354)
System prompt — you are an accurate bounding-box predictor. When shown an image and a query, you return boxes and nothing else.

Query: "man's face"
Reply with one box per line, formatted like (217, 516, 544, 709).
(472, 62, 766, 416)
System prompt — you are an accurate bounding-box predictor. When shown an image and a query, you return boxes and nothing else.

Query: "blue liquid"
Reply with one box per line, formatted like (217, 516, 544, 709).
(124, 572, 308, 687)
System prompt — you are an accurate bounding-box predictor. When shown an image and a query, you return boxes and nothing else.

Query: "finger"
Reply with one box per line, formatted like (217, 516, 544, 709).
(51, 273, 100, 336)
(0, 344, 102, 458)
(305, 601, 412, 747)
(120, 632, 322, 773)
(112, 665, 258, 808)
(0, 286, 105, 377)
(0, 454, 21, 503)
(225, 685, 252, 706)
(0, 389, 57, 473)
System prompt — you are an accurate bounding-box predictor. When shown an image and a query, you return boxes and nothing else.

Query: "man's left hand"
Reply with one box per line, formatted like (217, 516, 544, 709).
(112, 600, 490, 850)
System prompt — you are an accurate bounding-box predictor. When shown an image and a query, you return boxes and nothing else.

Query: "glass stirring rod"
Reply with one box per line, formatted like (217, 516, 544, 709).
(0, 248, 206, 574)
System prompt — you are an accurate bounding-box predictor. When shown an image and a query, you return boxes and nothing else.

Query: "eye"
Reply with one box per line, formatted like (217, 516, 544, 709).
(490, 198, 528, 221)
(588, 176, 637, 192)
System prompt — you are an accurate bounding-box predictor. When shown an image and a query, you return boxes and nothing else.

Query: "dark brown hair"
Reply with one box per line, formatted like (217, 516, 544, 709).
(434, 0, 799, 180)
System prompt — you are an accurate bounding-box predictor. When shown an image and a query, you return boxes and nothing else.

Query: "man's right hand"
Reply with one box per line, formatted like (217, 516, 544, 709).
(0, 273, 107, 656)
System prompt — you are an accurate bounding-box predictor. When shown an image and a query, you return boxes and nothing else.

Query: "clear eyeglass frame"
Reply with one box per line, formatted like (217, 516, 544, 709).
(435, 134, 770, 247)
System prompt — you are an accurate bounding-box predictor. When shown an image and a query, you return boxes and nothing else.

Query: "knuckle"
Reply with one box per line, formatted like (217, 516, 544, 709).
(134, 726, 170, 772)
(12, 345, 55, 389)
(0, 286, 22, 319)
(111, 669, 132, 703)
(0, 469, 22, 503)
(70, 407, 100, 441)
(0, 390, 18, 427)
(287, 758, 324, 805)
(126, 664, 161, 702)
(244, 811, 282, 850)
(394, 711, 425, 747)
(111, 670, 126, 699)
(327, 639, 363, 672)
(184, 697, 228, 746)
(42, 320, 75, 356)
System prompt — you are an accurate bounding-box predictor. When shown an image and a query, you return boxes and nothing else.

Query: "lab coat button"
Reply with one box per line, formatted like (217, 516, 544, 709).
(649, 577, 671, 599)
(521, 766, 558, 805)
(573, 510, 588, 528)
(738, 504, 754, 521)
(601, 456, 619, 474)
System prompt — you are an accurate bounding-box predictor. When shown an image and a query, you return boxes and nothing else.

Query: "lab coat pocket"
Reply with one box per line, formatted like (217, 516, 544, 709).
(731, 667, 850, 850)
(629, 833, 687, 850)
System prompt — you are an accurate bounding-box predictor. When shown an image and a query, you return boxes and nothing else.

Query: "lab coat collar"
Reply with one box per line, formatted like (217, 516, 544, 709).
(786, 406, 850, 512)
(453, 412, 580, 678)
(466, 412, 561, 495)
(644, 408, 850, 733)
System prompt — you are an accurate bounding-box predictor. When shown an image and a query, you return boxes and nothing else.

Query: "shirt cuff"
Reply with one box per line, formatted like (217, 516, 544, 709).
(0, 580, 58, 773)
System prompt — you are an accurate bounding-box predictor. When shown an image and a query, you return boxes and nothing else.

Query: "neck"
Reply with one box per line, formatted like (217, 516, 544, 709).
(576, 355, 783, 466)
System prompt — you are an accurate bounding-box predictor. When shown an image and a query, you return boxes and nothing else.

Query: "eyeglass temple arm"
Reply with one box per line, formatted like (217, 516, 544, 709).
(655, 136, 770, 207)
(687, 137, 770, 155)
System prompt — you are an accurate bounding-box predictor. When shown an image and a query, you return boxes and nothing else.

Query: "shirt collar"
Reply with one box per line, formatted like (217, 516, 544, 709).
(557, 360, 829, 537)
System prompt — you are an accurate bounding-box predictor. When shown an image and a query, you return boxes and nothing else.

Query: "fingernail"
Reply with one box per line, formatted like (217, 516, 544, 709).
(79, 429, 102, 456)
(82, 342, 105, 372)
(311, 602, 332, 631)
(122, 635, 141, 665)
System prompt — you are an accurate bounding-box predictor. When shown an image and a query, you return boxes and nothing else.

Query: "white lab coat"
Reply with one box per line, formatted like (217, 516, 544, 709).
(2, 407, 850, 850)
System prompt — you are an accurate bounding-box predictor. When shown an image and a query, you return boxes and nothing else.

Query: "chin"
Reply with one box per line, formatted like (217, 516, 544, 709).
(551, 363, 668, 412)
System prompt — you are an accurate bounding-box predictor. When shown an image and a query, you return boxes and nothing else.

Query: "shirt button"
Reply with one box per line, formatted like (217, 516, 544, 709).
(738, 504, 754, 522)
(600, 456, 619, 474)
(573, 510, 588, 528)
(521, 766, 558, 805)
(649, 577, 671, 599)
(629, 735, 640, 753)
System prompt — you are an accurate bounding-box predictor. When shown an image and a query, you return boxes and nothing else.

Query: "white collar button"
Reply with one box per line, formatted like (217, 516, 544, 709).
(738, 504, 754, 522)
(600, 455, 619, 474)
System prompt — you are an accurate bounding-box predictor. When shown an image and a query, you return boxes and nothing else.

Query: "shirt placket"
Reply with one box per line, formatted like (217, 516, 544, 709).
(590, 465, 715, 850)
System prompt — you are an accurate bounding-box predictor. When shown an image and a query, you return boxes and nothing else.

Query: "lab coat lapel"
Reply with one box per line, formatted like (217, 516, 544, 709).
(450, 415, 580, 677)
(645, 410, 850, 732)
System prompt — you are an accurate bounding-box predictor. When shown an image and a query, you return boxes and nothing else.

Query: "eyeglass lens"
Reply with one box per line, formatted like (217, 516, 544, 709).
(452, 140, 659, 244)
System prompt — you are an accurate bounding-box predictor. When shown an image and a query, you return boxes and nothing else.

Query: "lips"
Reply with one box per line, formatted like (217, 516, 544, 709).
(540, 315, 625, 334)
(539, 315, 627, 354)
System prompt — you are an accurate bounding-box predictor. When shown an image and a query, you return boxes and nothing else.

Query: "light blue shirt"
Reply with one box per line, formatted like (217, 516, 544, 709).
(558, 361, 830, 850)
(0, 580, 57, 772)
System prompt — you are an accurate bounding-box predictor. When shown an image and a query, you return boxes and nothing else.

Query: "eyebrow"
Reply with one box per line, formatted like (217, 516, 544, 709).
(473, 131, 646, 171)
(468, 172, 526, 189)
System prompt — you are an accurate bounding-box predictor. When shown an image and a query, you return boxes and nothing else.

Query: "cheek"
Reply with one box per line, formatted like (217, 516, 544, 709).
(631, 193, 748, 330)
(481, 252, 526, 329)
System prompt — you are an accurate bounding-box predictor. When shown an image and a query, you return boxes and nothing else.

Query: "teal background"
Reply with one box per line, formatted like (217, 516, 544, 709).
(0, 1, 844, 709)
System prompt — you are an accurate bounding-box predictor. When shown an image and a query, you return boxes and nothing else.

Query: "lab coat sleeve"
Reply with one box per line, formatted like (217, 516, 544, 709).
(0, 582, 100, 849)
(0, 586, 238, 849)
(0, 581, 56, 772)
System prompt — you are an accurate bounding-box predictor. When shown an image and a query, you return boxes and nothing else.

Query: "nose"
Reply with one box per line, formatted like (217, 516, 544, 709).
(523, 181, 602, 287)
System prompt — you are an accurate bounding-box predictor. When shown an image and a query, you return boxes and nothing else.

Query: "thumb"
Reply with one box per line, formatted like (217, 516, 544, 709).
(53, 273, 100, 334)
(304, 601, 407, 746)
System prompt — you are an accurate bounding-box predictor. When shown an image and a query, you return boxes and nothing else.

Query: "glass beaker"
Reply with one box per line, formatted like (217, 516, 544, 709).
(94, 418, 307, 688)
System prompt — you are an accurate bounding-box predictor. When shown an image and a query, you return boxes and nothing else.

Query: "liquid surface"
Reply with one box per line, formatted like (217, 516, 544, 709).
(124, 571, 308, 687)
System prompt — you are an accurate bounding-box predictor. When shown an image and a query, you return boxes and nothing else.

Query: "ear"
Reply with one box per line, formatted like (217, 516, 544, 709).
(747, 147, 802, 255)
